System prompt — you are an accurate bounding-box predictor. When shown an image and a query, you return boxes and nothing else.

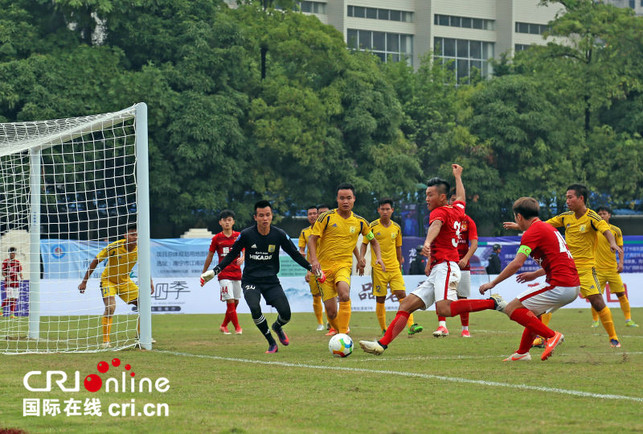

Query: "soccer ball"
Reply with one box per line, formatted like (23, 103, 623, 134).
(328, 333, 353, 358)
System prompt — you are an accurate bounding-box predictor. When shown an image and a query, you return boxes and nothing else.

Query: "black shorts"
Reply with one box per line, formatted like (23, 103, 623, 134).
(242, 281, 286, 306)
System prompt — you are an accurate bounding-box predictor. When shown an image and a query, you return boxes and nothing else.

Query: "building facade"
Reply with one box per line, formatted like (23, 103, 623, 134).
(301, 0, 564, 80)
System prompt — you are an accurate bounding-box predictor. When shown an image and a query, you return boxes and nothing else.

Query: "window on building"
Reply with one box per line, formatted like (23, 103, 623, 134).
(348, 6, 413, 22)
(300, 1, 326, 14)
(515, 22, 550, 35)
(348, 29, 414, 65)
(434, 14, 495, 30)
(434, 37, 494, 82)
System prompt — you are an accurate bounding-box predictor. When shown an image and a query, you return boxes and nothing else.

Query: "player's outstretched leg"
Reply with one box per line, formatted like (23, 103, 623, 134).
(244, 287, 277, 353)
(270, 294, 291, 346)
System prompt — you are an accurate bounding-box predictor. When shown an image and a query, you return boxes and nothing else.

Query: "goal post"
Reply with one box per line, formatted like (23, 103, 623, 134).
(0, 103, 151, 354)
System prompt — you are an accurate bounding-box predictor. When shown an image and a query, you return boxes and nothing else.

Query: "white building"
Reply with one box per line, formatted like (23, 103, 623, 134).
(301, 0, 565, 79)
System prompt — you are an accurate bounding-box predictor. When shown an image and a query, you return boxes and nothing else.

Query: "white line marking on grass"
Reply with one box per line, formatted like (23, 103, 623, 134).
(156, 350, 643, 403)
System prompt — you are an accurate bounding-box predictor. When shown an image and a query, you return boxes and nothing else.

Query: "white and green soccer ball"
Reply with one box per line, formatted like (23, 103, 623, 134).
(328, 333, 353, 358)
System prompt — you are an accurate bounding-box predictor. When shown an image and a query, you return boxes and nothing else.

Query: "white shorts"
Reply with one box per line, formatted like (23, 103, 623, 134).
(456, 270, 470, 298)
(219, 279, 242, 302)
(411, 261, 461, 309)
(4, 285, 20, 299)
(517, 283, 580, 316)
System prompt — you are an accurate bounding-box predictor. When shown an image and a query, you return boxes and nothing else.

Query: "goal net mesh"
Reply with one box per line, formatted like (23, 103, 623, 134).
(0, 105, 145, 353)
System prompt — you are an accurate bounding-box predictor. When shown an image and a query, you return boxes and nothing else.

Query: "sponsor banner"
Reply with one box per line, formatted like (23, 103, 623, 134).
(33, 273, 643, 316)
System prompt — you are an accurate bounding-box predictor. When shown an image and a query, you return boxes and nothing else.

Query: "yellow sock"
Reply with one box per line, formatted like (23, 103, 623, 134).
(375, 302, 387, 331)
(541, 312, 552, 327)
(313, 297, 323, 325)
(598, 307, 618, 340)
(328, 316, 340, 332)
(337, 300, 351, 334)
(102, 316, 113, 343)
(618, 295, 632, 321)
(591, 307, 599, 322)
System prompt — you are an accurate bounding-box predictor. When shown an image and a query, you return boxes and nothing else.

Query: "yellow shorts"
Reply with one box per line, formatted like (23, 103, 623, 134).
(101, 279, 139, 304)
(372, 267, 405, 297)
(596, 269, 624, 294)
(308, 275, 321, 296)
(319, 265, 352, 302)
(578, 267, 601, 298)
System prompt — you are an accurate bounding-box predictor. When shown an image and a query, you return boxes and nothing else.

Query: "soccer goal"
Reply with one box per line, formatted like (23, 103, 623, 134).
(0, 103, 151, 354)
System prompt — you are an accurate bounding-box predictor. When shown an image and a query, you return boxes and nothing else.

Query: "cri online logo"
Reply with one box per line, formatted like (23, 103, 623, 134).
(23, 359, 170, 393)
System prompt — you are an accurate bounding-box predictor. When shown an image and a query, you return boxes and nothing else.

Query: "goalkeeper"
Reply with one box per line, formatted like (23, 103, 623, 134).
(201, 200, 318, 354)
(79, 224, 154, 348)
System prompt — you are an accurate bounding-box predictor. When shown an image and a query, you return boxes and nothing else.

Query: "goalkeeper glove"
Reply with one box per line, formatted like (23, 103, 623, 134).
(200, 267, 220, 287)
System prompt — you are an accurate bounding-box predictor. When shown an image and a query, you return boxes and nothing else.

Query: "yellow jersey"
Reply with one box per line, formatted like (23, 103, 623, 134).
(595, 223, 623, 271)
(363, 219, 402, 269)
(546, 208, 609, 270)
(298, 225, 316, 261)
(311, 209, 372, 268)
(96, 239, 137, 284)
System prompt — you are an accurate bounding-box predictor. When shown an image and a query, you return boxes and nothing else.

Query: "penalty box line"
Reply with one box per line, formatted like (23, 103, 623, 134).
(156, 350, 643, 403)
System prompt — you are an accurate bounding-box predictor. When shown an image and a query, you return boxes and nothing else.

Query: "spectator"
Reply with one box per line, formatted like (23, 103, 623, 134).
(486, 244, 502, 274)
(408, 245, 427, 275)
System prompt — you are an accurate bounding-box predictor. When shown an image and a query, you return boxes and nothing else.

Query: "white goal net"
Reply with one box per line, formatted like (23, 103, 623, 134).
(0, 103, 151, 354)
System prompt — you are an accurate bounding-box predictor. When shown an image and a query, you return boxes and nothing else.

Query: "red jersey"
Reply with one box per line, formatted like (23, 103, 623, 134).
(520, 220, 580, 287)
(2, 258, 22, 287)
(428, 200, 466, 267)
(209, 231, 242, 281)
(455, 214, 478, 271)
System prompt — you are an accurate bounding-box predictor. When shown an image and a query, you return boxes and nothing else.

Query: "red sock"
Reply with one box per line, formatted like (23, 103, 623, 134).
(227, 302, 240, 329)
(509, 308, 555, 339)
(460, 312, 469, 327)
(380, 311, 410, 346)
(222, 310, 230, 328)
(10, 299, 16, 313)
(437, 315, 446, 322)
(1, 299, 7, 310)
(449, 299, 494, 317)
(517, 327, 536, 354)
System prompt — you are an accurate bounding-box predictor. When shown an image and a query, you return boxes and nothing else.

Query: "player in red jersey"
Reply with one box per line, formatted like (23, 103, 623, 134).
(449, 197, 580, 361)
(202, 210, 244, 335)
(1, 247, 23, 318)
(434, 189, 478, 338)
(360, 164, 467, 354)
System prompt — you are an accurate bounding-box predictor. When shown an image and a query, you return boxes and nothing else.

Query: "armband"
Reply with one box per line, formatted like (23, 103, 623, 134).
(517, 245, 532, 256)
(365, 231, 375, 241)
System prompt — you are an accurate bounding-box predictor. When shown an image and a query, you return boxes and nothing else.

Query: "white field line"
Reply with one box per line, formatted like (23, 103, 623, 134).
(156, 350, 643, 403)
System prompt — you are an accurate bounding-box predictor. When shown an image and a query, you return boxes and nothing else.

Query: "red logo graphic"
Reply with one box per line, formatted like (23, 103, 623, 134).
(84, 359, 136, 393)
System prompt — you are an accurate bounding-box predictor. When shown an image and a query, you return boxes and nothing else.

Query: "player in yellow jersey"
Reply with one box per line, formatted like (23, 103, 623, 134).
(507, 184, 623, 348)
(308, 183, 384, 334)
(298, 205, 325, 331)
(78, 225, 154, 348)
(593, 206, 637, 328)
(359, 199, 423, 336)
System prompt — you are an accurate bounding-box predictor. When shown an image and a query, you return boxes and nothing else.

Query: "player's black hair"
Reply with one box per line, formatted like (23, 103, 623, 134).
(378, 198, 394, 208)
(596, 206, 612, 214)
(126, 223, 137, 233)
(306, 205, 318, 211)
(566, 184, 589, 205)
(448, 187, 457, 198)
(219, 209, 235, 220)
(336, 183, 355, 195)
(8, 247, 16, 253)
(317, 204, 331, 211)
(426, 177, 450, 196)
(512, 197, 540, 219)
(254, 200, 272, 213)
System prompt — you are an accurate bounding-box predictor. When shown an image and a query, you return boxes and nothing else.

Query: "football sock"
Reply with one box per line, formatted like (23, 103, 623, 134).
(9, 298, 16, 314)
(541, 312, 552, 326)
(597, 307, 618, 340)
(376, 302, 387, 331)
(517, 327, 536, 355)
(460, 311, 469, 327)
(328, 316, 340, 332)
(396, 296, 415, 327)
(380, 311, 410, 346)
(222, 310, 231, 328)
(227, 302, 240, 330)
(254, 315, 276, 345)
(273, 314, 289, 330)
(313, 296, 323, 325)
(509, 308, 554, 339)
(617, 294, 632, 321)
(591, 307, 599, 322)
(449, 299, 494, 316)
(337, 300, 351, 333)
(102, 316, 113, 343)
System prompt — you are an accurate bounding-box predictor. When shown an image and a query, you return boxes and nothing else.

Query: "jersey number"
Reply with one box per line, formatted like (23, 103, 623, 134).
(554, 231, 573, 259)
(452, 221, 462, 248)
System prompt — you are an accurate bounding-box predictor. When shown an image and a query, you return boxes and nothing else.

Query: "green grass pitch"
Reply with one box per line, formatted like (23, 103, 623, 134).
(1, 308, 641, 433)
